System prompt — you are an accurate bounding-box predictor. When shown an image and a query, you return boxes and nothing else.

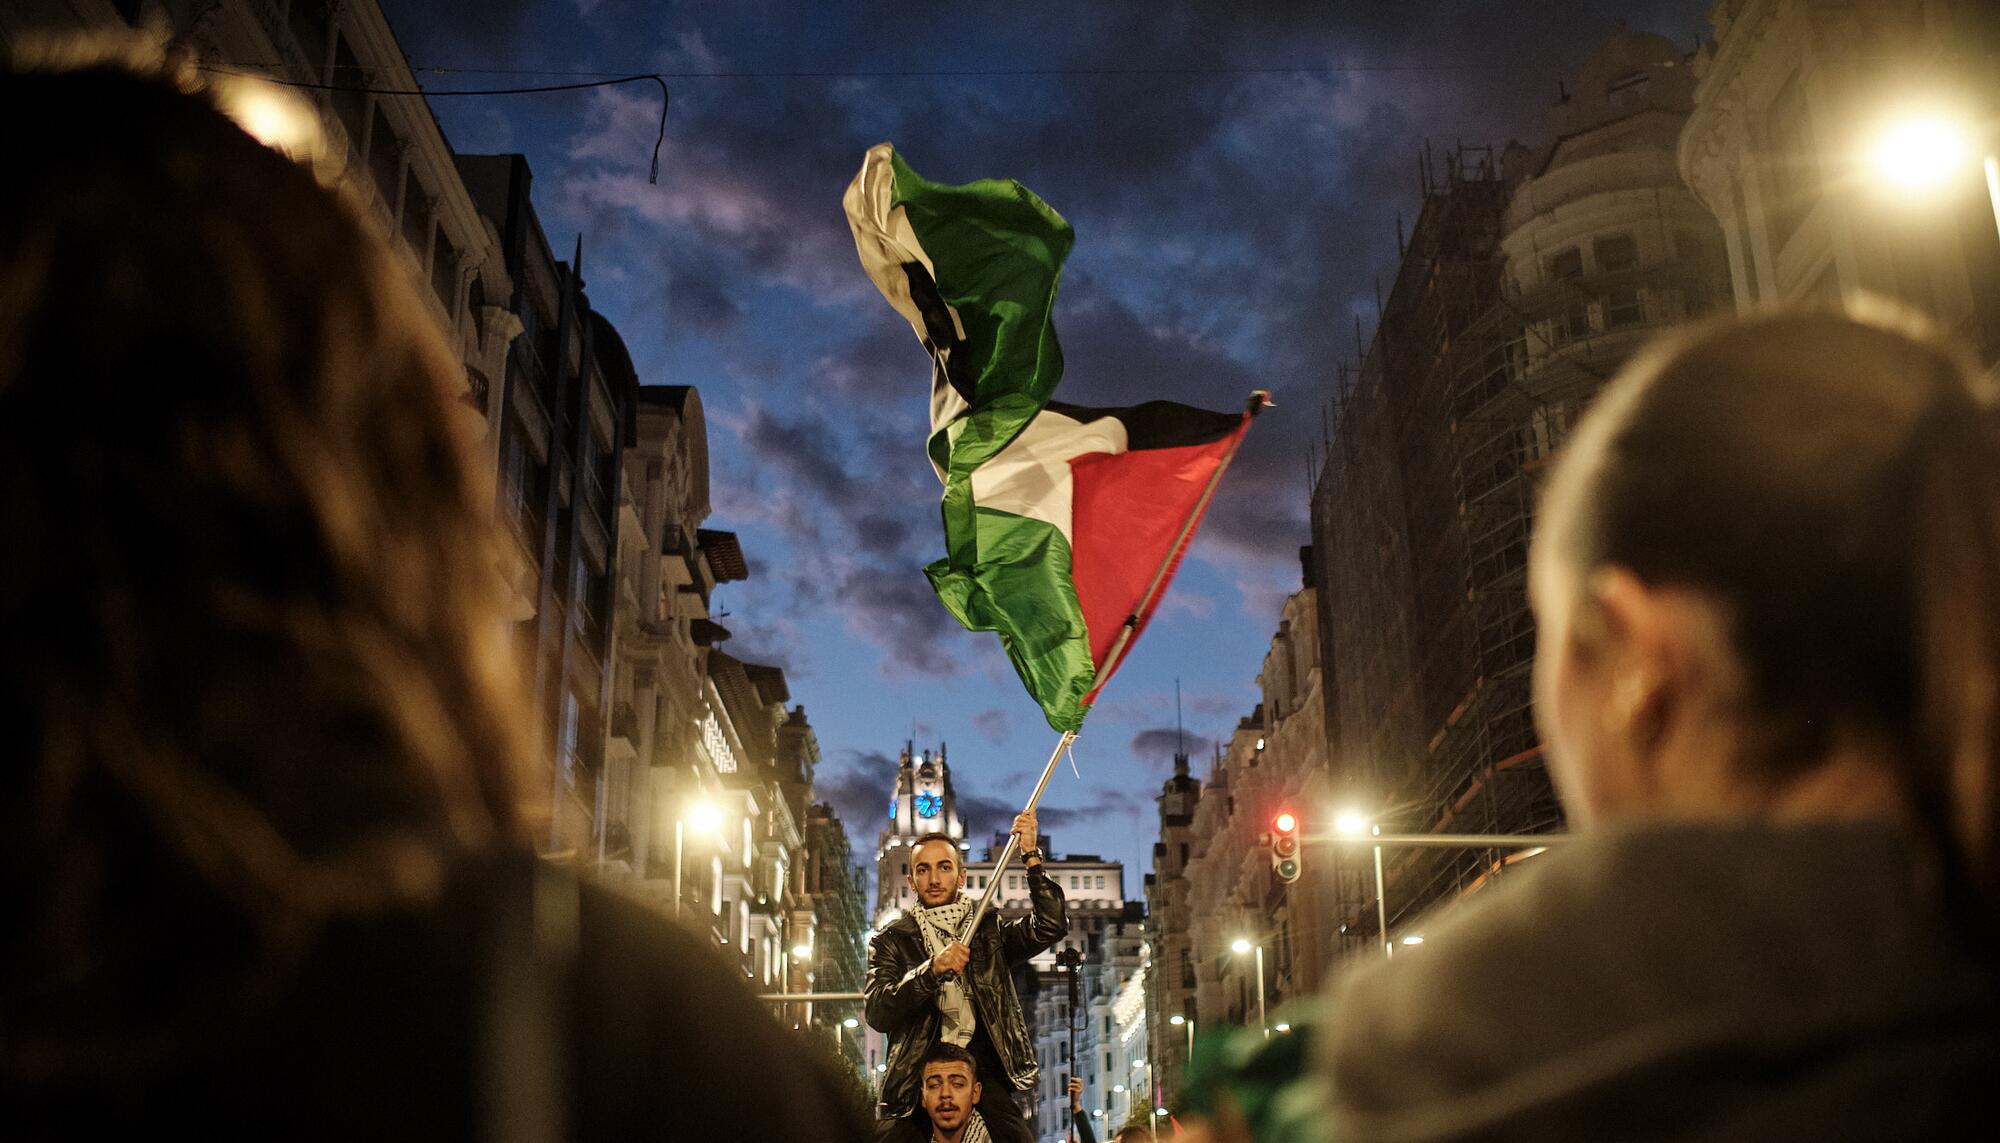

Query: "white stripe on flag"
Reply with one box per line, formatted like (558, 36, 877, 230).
(966, 409, 1128, 543)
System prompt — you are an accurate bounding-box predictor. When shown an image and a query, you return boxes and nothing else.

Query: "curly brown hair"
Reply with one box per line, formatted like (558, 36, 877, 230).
(0, 54, 534, 1080)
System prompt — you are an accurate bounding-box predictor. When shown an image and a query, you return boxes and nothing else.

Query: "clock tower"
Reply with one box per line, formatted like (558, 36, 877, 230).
(873, 741, 966, 924)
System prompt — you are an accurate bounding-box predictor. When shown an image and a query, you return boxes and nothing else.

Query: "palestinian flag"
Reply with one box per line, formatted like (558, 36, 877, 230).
(844, 143, 1262, 732)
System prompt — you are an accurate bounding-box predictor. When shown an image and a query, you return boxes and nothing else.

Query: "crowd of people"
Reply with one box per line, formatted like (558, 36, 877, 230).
(3, 44, 1996, 1142)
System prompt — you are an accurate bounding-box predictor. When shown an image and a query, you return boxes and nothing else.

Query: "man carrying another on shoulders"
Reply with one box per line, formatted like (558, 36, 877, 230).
(867, 812, 1066, 1143)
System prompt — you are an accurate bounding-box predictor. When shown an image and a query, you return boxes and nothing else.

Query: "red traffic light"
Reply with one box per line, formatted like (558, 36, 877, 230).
(1270, 809, 1302, 884)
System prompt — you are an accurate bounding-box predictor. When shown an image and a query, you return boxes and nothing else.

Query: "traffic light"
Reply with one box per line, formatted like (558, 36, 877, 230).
(1270, 809, 1302, 883)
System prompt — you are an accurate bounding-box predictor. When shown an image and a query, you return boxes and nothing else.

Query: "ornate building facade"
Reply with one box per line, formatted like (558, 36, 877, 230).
(1679, 0, 2000, 362)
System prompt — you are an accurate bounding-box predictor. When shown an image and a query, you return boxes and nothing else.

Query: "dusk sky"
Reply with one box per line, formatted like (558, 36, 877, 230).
(383, 0, 1710, 893)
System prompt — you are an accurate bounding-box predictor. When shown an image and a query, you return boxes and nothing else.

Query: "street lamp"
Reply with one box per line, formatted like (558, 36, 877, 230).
(675, 798, 723, 918)
(1335, 809, 1394, 960)
(1168, 1012, 1194, 1058)
(843, 1017, 860, 1029)
(1230, 937, 1267, 1039)
(1863, 107, 2000, 243)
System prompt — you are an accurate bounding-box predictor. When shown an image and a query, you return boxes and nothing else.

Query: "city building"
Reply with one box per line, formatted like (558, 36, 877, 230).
(457, 153, 637, 861)
(803, 801, 870, 1067)
(1142, 745, 1201, 1109)
(873, 742, 971, 924)
(1304, 26, 1734, 949)
(970, 839, 1142, 1143)
(1679, 0, 2000, 362)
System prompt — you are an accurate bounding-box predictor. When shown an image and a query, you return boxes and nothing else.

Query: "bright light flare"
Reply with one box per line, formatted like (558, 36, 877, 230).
(791, 943, 812, 958)
(1274, 811, 1297, 834)
(1274, 1022, 1293, 1033)
(1333, 811, 1369, 837)
(688, 799, 723, 834)
(842, 1017, 859, 1028)
(1402, 935, 1425, 946)
(1869, 112, 1973, 192)
(217, 79, 320, 158)
(1230, 938, 1252, 954)
(1168, 1014, 1186, 1026)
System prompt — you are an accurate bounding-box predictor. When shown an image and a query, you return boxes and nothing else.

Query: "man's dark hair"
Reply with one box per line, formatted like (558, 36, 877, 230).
(920, 1042, 978, 1080)
(1112, 1128, 1150, 1143)
(909, 832, 960, 864)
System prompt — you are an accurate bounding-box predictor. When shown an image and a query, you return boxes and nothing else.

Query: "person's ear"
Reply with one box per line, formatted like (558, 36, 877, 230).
(971, 1080, 981, 1104)
(1590, 567, 1687, 773)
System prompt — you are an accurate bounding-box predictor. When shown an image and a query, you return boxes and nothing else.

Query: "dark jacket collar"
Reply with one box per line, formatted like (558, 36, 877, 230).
(1320, 821, 1998, 1139)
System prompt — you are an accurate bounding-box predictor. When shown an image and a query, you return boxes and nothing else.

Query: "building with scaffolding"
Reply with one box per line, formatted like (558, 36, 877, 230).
(1308, 28, 1733, 945)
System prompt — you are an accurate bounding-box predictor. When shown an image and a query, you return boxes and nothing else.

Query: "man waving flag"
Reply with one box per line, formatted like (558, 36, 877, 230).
(843, 143, 1264, 733)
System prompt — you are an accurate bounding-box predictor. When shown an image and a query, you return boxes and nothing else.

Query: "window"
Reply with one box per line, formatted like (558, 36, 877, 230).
(557, 691, 580, 786)
(401, 168, 433, 261)
(1594, 233, 1637, 273)
(710, 856, 723, 915)
(330, 37, 367, 146)
(1605, 287, 1644, 328)
(431, 227, 459, 316)
(366, 105, 401, 209)
(1547, 248, 1583, 281)
(742, 817, 753, 870)
(738, 899, 750, 954)
(286, 0, 331, 74)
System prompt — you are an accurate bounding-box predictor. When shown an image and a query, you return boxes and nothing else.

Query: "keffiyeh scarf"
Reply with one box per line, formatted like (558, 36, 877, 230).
(912, 898, 977, 1046)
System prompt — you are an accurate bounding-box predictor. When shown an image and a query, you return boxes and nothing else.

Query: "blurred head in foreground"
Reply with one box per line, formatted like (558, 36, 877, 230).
(0, 50, 532, 1079)
(1531, 306, 1999, 908)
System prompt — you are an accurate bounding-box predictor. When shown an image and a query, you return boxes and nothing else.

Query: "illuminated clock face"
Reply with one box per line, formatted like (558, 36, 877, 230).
(915, 791, 944, 819)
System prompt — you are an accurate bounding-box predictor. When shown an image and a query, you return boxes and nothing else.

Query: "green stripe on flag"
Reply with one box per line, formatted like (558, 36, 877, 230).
(925, 507, 1093, 732)
(846, 145, 1095, 731)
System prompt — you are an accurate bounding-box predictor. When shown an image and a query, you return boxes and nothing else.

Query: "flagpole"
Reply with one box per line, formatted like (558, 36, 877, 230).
(958, 392, 1268, 942)
(958, 728, 1076, 940)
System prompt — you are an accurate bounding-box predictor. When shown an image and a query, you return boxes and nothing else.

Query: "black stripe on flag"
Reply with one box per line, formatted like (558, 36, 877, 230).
(1046, 400, 1241, 450)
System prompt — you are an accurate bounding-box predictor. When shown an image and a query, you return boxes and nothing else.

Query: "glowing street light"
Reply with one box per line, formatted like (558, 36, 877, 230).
(1862, 107, 2000, 243)
(1402, 934, 1425, 947)
(791, 942, 812, 959)
(673, 797, 725, 918)
(1869, 112, 1972, 192)
(843, 1017, 860, 1029)
(688, 799, 724, 835)
(1333, 810, 1370, 837)
(1230, 937, 1251, 955)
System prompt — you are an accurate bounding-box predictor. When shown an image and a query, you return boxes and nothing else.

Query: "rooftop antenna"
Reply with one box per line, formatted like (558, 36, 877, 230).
(1176, 678, 1185, 755)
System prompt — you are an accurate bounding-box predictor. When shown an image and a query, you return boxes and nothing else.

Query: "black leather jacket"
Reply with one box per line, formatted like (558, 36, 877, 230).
(865, 865, 1067, 1118)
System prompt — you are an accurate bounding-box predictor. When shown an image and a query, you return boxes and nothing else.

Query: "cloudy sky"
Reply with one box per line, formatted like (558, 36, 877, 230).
(382, 0, 1709, 897)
